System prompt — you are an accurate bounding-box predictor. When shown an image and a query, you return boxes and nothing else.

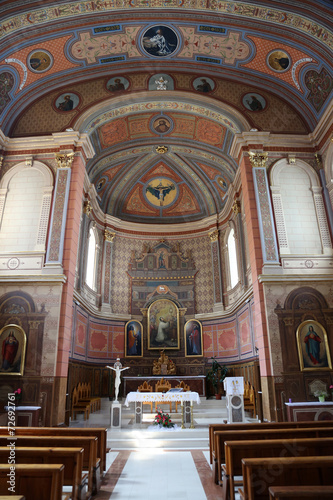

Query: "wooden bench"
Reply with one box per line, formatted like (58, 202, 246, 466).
(269, 485, 333, 499)
(0, 426, 108, 475)
(77, 383, 101, 414)
(0, 446, 85, 500)
(0, 435, 98, 498)
(223, 437, 333, 500)
(71, 387, 90, 421)
(0, 464, 64, 500)
(240, 456, 333, 500)
(214, 426, 333, 485)
(209, 420, 333, 466)
(0, 496, 26, 499)
(243, 382, 256, 417)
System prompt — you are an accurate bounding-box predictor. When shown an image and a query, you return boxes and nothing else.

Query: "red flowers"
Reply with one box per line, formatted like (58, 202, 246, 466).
(153, 407, 174, 428)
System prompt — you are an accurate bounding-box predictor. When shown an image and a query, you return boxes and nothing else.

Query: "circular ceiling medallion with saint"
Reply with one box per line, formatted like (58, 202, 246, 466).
(142, 26, 178, 57)
(145, 178, 178, 207)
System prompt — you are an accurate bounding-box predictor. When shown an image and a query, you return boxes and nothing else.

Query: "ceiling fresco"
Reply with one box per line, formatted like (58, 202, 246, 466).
(0, 1, 331, 224)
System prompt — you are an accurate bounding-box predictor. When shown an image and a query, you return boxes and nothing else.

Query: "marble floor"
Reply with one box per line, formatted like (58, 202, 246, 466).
(69, 396, 256, 499)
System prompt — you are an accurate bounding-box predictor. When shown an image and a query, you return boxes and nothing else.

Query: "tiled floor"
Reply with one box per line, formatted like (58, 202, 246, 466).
(70, 396, 251, 499)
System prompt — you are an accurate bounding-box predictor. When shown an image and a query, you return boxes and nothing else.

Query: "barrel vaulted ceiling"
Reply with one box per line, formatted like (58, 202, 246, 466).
(0, 0, 332, 223)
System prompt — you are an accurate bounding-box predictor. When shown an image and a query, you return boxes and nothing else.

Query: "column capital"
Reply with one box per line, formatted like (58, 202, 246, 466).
(209, 229, 219, 242)
(104, 229, 116, 242)
(55, 152, 75, 169)
(232, 200, 241, 215)
(248, 151, 268, 168)
(83, 200, 92, 216)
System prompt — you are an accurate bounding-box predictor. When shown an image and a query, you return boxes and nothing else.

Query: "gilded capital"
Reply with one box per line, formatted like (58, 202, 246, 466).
(55, 151, 75, 169)
(83, 200, 92, 216)
(0, 155, 3, 169)
(28, 320, 40, 329)
(209, 229, 219, 242)
(248, 151, 268, 168)
(232, 200, 241, 215)
(315, 153, 323, 169)
(104, 229, 115, 242)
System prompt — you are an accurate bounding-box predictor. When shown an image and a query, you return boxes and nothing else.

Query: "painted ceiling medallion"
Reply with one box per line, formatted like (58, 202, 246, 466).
(145, 178, 177, 207)
(142, 26, 178, 57)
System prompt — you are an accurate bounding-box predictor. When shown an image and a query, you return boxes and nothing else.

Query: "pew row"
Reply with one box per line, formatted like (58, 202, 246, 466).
(0, 435, 98, 498)
(240, 456, 333, 500)
(0, 447, 86, 500)
(0, 427, 108, 474)
(208, 420, 333, 466)
(223, 437, 333, 500)
(269, 485, 333, 499)
(214, 426, 333, 485)
(0, 464, 64, 500)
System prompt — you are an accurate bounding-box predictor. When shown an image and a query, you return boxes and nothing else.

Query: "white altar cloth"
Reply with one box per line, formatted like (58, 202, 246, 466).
(124, 391, 201, 407)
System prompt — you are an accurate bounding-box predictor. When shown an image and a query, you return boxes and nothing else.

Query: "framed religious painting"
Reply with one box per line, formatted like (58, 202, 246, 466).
(185, 319, 203, 357)
(125, 320, 143, 358)
(296, 320, 332, 371)
(147, 298, 180, 350)
(0, 324, 26, 376)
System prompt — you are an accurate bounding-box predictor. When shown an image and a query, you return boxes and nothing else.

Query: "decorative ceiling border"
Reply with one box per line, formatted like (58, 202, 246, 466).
(0, 1, 332, 51)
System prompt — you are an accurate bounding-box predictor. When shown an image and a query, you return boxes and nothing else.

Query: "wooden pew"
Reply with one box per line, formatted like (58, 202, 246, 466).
(269, 485, 333, 499)
(223, 437, 333, 500)
(0, 435, 98, 498)
(0, 497, 25, 499)
(214, 426, 333, 485)
(0, 427, 108, 475)
(209, 421, 332, 478)
(0, 447, 85, 500)
(0, 464, 64, 500)
(209, 420, 333, 466)
(240, 456, 333, 500)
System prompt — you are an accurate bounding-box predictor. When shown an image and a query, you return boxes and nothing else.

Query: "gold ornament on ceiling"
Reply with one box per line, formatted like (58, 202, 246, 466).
(155, 145, 168, 154)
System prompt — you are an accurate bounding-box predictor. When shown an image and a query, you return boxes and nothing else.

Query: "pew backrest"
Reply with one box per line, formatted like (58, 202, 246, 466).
(215, 427, 333, 484)
(0, 426, 107, 473)
(0, 464, 64, 500)
(0, 446, 84, 500)
(241, 456, 333, 500)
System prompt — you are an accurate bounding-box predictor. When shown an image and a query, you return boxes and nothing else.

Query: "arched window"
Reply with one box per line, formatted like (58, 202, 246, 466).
(85, 226, 98, 290)
(227, 228, 239, 288)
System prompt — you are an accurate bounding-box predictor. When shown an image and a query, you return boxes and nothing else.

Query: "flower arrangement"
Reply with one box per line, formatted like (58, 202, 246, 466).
(314, 390, 328, 399)
(14, 388, 22, 402)
(153, 407, 174, 428)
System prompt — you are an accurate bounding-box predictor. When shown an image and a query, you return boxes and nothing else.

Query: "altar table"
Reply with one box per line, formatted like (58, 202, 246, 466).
(124, 391, 200, 428)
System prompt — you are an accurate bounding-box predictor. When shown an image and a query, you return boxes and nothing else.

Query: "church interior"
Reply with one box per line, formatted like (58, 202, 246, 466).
(0, 0, 332, 496)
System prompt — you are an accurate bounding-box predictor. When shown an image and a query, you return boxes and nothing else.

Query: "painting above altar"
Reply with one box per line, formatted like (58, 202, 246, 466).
(148, 298, 180, 349)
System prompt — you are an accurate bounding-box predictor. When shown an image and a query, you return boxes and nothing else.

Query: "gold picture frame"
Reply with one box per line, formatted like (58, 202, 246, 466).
(185, 319, 203, 357)
(296, 320, 332, 371)
(125, 320, 143, 358)
(147, 298, 180, 350)
(0, 324, 27, 376)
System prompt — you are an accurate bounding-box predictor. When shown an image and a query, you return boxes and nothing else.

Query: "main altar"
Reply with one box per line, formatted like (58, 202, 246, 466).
(124, 391, 201, 428)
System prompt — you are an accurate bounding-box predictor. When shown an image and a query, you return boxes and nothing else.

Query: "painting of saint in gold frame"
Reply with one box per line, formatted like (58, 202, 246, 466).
(185, 319, 203, 357)
(125, 320, 143, 358)
(148, 298, 179, 350)
(0, 324, 26, 376)
(296, 320, 332, 371)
